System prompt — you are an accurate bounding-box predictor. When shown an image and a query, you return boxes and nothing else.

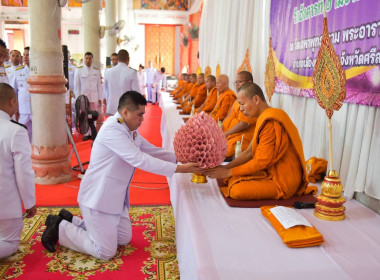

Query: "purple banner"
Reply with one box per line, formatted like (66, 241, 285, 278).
(270, 0, 380, 107)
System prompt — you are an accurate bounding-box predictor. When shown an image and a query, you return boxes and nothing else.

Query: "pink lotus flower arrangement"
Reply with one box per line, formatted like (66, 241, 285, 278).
(174, 111, 227, 169)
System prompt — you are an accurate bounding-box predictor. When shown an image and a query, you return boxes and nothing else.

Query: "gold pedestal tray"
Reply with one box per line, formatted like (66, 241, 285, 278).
(191, 173, 207, 184)
(314, 170, 346, 221)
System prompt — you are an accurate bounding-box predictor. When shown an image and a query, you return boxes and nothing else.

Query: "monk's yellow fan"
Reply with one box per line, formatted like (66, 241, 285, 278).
(204, 66, 212, 77)
(312, 6, 346, 222)
(216, 64, 221, 78)
(196, 66, 202, 75)
(264, 38, 276, 102)
(237, 48, 253, 74)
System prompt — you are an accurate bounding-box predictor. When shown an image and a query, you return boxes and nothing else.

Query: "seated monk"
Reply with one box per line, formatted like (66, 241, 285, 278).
(223, 71, 256, 158)
(170, 73, 185, 96)
(205, 82, 316, 200)
(171, 73, 187, 96)
(210, 74, 236, 122)
(173, 74, 190, 101)
(182, 73, 207, 114)
(195, 75, 217, 114)
(178, 73, 198, 108)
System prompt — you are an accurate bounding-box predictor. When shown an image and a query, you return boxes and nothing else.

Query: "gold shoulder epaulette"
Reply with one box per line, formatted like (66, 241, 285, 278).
(77, 66, 83, 68)
(117, 118, 123, 124)
(4, 64, 11, 68)
(106, 65, 112, 68)
(15, 65, 25, 71)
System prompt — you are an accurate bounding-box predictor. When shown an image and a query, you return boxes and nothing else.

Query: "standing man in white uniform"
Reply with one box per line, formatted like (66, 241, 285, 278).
(145, 61, 157, 104)
(103, 49, 140, 115)
(0, 83, 36, 259)
(74, 52, 103, 141)
(153, 67, 167, 105)
(0, 39, 9, 84)
(137, 64, 146, 98)
(41, 91, 200, 259)
(6, 50, 22, 82)
(11, 47, 32, 142)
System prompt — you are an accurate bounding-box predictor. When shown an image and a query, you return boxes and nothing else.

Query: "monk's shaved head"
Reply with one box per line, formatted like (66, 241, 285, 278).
(206, 75, 216, 83)
(216, 74, 229, 93)
(238, 71, 253, 82)
(239, 82, 266, 102)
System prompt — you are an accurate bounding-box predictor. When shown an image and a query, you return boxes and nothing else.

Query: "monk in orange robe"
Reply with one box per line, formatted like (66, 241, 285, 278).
(179, 74, 198, 108)
(222, 71, 256, 158)
(182, 73, 207, 114)
(174, 74, 193, 102)
(171, 73, 187, 96)
(210, 74, 236, 122)
(195, 75, 217, 114)
(206, 82, 316, 200)
(170, 73, 185, 96)
(173, 74, 190, 100)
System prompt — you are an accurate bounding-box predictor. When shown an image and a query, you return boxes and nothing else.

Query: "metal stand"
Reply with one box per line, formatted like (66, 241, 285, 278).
(66, 123, 85, 174)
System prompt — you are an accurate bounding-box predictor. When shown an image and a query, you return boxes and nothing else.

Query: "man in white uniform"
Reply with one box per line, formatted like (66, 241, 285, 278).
(68, 51, 76, 92)
(103, 49, 140, 115)
(137, 64, 146, 98)
(0, 83, 36, 259)
(0, 39, 9, 84)
(74, 52, 103, 140)
(11, 47, 32, 142)
(153, 67, 167, 105)
(41, 91, 200, 259)
(6, 50, 22, 82)
(145, 61, 157, 104)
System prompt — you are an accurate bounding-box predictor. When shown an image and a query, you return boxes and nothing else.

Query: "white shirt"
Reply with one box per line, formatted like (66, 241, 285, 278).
(145, 67, 157, 84)
(0, 110, 35, 220)
(153, 71, 167, 89)
(11, 65, 31, 115)
(103, 62, 140, 115)
(0, 64, 9, 84)
(74, 65, 103, 103)
(77, 112, 177, 214)
(68, 61, 76, 91)
(5, 63, 20, 81)
(137, 70, 146, 89)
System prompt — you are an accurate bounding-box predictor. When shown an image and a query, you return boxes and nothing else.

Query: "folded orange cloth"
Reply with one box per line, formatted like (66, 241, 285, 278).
(306, 157, 328, 183)
(261, 206, 324, 248)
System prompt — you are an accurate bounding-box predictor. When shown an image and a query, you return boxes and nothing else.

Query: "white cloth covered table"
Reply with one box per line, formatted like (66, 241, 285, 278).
(159, 91, 380, 280)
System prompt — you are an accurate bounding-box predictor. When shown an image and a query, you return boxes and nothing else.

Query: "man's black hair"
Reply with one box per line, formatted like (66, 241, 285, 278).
(118, 91, 147, 111)
(0, 39, 7, 49)
(84, 52, 93, 58)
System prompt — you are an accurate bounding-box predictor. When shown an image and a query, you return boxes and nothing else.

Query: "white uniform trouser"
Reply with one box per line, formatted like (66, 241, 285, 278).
(18, 114, 32, 143)
(84, 102, 98, 137)
(59, 204, 132, 260)
(154, 86, 161, 104)
(139, 86, 146, 98)
(0, 218, 23, 259)
(147, 84, 154, 102)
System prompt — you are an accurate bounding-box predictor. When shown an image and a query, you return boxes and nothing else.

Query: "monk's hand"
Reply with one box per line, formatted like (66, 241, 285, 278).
(24, 206, 37, 218)
(175, 162, 202, 174)
(205, 166, 232, 178)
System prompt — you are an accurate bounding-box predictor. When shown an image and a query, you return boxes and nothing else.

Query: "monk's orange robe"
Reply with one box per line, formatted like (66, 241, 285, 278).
(222, 102, 240, 132)
(176, 83, 194, 102)
(170, 79, 184, 96)
(222, 108, 316, 200)
(173, 82, 190, 100)
(179, 83, 199, 108)
(182, 83, 207, 114)
(196, 87, 217, 114)
(210, 89, 236, 122)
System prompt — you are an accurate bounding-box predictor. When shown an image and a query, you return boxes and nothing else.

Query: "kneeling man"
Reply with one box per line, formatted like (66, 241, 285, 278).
(41, 91, 200, 259)
(206, 83, 314, 200)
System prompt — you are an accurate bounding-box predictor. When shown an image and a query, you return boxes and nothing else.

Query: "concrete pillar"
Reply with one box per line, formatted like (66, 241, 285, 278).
(28, 0, 72, 184)
(83, 0, 101, 69)
(105, 0, 117, 57)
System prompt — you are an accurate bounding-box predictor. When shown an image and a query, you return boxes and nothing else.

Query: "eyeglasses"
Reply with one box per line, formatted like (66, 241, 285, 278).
(234, 80, 248, 84)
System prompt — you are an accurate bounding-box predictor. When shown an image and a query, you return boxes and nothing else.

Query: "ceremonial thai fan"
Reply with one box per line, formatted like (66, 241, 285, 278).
(312, 5, 346, 221)
(75, 95, 90, 135)
(265, 37, 276, 103)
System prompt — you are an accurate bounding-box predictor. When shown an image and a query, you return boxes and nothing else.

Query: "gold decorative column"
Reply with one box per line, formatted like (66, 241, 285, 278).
(28, 0, 72, 184)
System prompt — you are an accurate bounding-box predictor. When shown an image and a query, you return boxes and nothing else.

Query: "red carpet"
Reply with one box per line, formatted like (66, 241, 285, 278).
(35, 104, 171, 206)
(0, 206, 179, 280)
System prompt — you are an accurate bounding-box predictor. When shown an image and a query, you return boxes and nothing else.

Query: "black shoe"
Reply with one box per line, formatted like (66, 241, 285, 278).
(42, 215, 62, 253)
(152, 102, 156, 105)
(59, 209, 73, 223)
(83, 136, 90, 141)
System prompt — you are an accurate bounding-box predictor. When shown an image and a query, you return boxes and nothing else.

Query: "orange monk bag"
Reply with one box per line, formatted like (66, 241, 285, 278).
(261, 206, 324, 248)
(306, 157, 328, 183)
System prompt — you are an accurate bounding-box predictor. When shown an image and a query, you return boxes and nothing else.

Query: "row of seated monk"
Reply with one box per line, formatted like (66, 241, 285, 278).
(170, 72, 319, 201)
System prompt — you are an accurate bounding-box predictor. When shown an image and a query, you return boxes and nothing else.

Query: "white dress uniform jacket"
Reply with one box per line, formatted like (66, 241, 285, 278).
(0, 110, 35, 220)
(77, 112, 177, 214)
(11, 65, 31, 115)
(74, 65, 103, 103)
(103, 62, 140, 115)
(5, 64, 20, 82)
(137, 70, 146, 95)
(0, 64, 9, 84)
(68, 61, 76, 91)
(153, 71, 166, 90)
